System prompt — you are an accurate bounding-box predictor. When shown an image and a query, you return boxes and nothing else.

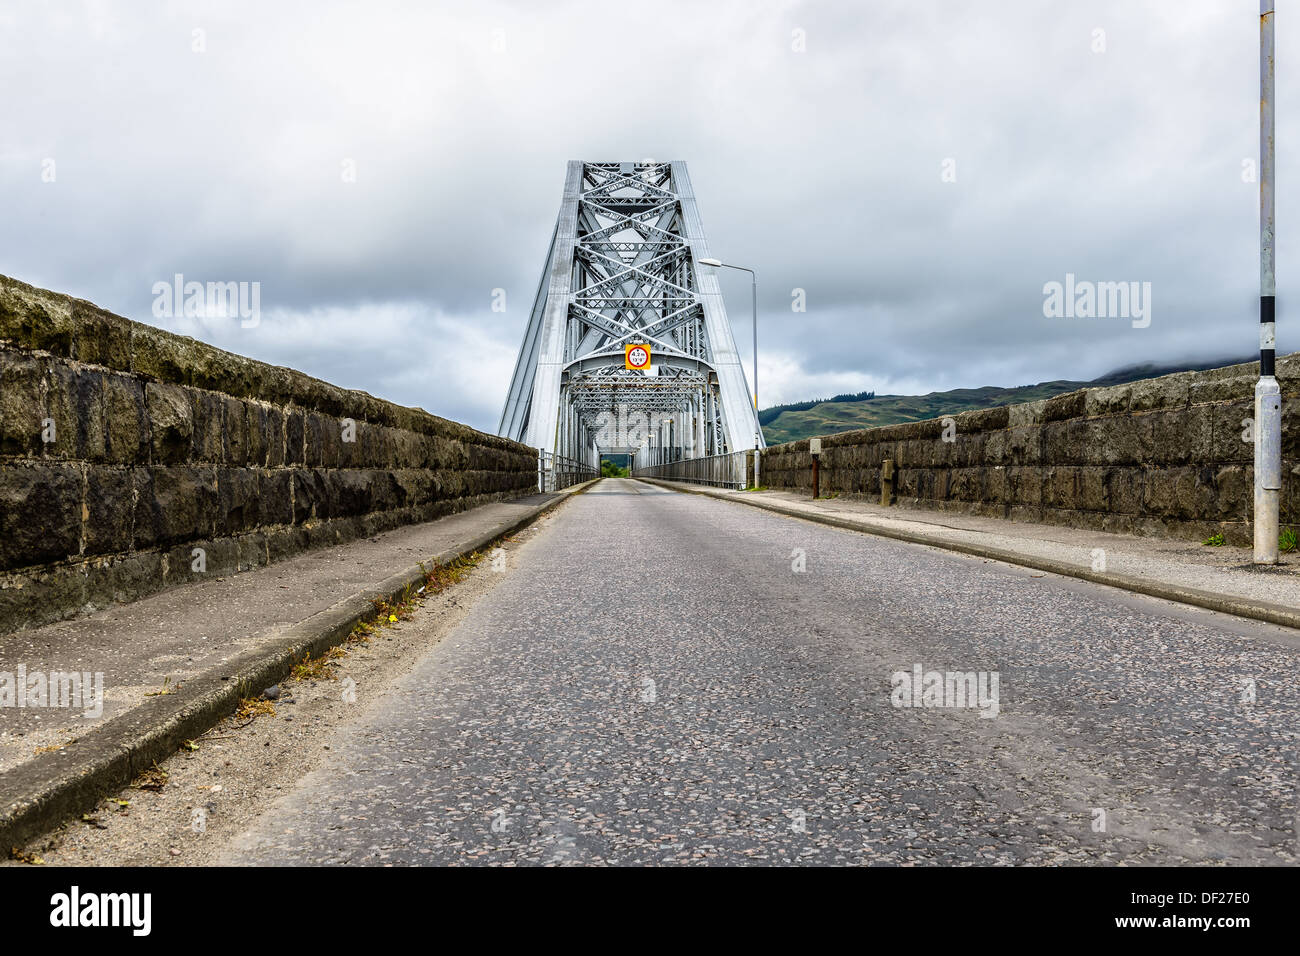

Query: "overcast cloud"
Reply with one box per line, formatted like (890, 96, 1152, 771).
(1, 0, 1293, 433)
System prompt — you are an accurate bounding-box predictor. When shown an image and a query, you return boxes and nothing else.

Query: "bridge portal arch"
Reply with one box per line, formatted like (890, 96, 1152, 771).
(498, 161, 762, 470)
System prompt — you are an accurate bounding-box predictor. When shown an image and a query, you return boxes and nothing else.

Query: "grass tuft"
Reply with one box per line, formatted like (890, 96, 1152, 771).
(134, 762, 169, 792)
(234, 696, 276, 721)
(290, 646, 345, 681)
(144, 676, 177, 697)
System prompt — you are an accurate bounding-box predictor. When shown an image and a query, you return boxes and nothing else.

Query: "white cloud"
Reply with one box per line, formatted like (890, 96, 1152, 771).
(152, 301, 515, 428)
(0, 0, 1287, 434)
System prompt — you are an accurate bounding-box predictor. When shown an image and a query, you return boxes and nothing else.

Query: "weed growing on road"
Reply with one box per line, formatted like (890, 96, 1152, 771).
(291, 646, 346, 682)
(372, 594, 415, 626)
(1280, 527, 1297, 553)
(144, 677, 178, 697)
(230, 553, 489, 740)
(344, 556, 482, 650)
(133, 762, 168, 792)
(420, 554, 481, 592)
(234, 697, 276, 722)
(347, 617, 379, 644)
(1203, 533, 1226, 547)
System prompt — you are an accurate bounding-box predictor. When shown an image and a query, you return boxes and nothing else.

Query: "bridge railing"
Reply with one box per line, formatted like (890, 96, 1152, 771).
(630, 450, 753, 489)
(539, 451, 597, 492)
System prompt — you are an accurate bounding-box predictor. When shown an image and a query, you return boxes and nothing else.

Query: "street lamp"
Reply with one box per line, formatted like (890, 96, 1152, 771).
(698, 257, 759, 414)
(1256, 1, 1281, 564)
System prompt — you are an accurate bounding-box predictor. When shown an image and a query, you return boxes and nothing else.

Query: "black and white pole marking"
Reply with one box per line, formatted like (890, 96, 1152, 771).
(1256, 1, 1282, 564)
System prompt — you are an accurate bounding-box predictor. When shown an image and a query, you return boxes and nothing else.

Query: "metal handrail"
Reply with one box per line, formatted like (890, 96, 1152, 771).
(539, 450, 597, 491)
(630, 450, 751, 489)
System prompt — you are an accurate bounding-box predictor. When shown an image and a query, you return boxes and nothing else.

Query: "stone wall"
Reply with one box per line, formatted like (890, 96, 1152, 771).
(0, 275, 538, 634)
(760, 355, 1299, 544)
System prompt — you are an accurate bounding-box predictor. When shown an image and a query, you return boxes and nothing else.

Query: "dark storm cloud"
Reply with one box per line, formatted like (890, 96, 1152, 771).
(0, 0, 1290, 431)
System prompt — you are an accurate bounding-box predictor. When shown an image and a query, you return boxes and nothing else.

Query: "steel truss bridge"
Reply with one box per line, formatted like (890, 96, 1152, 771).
(499, 161, 762, 474)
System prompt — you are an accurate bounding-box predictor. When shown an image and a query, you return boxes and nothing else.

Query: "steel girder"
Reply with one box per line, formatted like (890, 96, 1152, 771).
(498, 161, 760, 464)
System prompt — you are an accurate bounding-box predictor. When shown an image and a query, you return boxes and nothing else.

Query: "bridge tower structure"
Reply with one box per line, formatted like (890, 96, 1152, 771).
(498, 161, 762, 471)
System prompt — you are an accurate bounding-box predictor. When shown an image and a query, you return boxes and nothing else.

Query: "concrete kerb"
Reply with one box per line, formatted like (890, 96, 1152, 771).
(0, 479, 597, 849)
(637, 478, 1300, 633)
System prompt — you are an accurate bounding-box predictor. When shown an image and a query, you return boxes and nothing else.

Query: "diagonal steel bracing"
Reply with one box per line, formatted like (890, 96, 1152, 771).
(499, 161, 761, 467)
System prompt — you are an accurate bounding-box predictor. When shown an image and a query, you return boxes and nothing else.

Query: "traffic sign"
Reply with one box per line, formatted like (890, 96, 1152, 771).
(625, 344, 651, 370)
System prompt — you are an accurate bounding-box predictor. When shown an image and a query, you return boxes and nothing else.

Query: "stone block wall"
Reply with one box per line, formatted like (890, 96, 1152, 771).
(0, 275, 538, 634)
(760, 355, 1300, 544)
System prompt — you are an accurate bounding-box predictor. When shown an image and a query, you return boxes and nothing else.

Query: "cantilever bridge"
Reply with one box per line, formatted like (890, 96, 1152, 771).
(498, 161, 762, 479)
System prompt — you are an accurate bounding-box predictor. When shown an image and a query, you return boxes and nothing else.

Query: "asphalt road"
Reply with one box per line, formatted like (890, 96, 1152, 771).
(225, 479, 1300, 865)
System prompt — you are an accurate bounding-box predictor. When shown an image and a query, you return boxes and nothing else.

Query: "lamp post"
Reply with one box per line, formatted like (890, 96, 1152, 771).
(698, 257, 758, 413)
(1256, 1, 1282, 564)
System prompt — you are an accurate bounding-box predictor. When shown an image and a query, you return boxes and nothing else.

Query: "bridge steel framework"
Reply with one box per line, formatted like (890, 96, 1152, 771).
(498, 161, 762, 469)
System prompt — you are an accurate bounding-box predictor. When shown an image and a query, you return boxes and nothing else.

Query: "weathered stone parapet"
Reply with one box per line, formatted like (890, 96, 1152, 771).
(0, 275, 538, 633)
(760, 354, 1299, 545)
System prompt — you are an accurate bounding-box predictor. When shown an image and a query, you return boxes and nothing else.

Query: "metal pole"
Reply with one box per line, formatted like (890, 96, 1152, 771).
(705, 259, 762, 437)
(1256, 0, 1282, 564)
(751, 272, 758, 412)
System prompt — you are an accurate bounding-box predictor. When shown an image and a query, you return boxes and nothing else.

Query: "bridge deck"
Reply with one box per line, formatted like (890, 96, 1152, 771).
(220, 478, 1299, 865)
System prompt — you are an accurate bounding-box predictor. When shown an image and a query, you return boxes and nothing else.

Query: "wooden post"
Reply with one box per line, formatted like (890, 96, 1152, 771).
(810, 438, 822, 499)
(881, 458, 894, 506)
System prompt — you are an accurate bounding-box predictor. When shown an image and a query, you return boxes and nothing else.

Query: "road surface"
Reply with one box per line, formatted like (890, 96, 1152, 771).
(224, 479, 1300, 865)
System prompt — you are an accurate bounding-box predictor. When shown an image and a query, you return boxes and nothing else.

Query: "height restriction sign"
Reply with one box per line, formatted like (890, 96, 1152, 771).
(625, 344, 651, 370)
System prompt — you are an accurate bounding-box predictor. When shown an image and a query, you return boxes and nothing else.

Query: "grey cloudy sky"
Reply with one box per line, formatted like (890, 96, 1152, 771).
(1, 0, 1293, 433)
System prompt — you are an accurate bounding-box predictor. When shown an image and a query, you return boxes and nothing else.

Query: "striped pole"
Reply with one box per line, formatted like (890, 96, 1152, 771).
(1255, 0, 1282, 563)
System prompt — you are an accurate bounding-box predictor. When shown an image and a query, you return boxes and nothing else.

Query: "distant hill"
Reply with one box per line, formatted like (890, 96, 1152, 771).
(760, 357, 1252, 445)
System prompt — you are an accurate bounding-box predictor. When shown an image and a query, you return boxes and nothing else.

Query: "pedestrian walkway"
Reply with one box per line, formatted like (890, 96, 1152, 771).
(0, 487, 588, 847)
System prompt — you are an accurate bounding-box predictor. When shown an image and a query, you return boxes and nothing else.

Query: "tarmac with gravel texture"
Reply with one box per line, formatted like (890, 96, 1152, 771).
(225, 479, 1300, 865)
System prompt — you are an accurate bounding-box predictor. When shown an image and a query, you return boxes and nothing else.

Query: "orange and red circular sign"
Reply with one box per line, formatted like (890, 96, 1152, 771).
(625, 344, 651, 370)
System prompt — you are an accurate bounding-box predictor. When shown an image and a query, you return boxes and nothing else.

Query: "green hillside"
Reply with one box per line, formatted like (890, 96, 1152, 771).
(760, 358, 1251, 445)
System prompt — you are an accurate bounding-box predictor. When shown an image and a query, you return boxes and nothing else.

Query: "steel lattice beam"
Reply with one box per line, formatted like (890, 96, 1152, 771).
(498, 161, 761, 466)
